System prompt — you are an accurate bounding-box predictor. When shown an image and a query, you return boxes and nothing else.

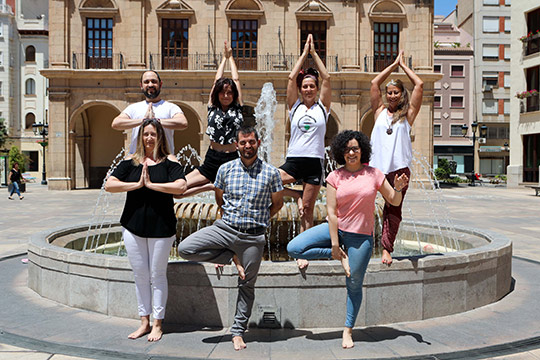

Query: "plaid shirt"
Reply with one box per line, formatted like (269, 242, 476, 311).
(214, 157, 283, 229)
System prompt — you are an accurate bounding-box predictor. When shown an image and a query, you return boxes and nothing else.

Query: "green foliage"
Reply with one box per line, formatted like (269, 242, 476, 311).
(8, 146, 30, 173)
(434, 158, 452, 180)
(0, 118, 8, 150)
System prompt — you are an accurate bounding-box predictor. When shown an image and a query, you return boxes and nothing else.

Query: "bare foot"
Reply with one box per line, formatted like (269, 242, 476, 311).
(128, 324, 151, 339)
(232, 335, 247, 351)
(340, 254, 351, 277)
(342, 327, 354, 349)
(297, 258, 309, 270)
(232, 255, 245, 280)
(382, 249, 393, 266)
(147, 323, 163, 342)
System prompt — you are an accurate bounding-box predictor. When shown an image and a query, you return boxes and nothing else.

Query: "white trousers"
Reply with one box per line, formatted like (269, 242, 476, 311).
(122, 228, 175, 320)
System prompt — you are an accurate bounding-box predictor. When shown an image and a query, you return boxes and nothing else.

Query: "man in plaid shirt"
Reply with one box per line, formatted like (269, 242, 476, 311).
(179, 126, 283, 351)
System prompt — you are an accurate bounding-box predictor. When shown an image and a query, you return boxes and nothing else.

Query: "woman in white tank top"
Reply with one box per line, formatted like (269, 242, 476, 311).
(280, 34, 331, 270)
(369, 51, 424, 266)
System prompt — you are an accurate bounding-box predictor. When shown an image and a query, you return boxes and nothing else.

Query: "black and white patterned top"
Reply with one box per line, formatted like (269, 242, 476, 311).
(206, 103, 244, 144)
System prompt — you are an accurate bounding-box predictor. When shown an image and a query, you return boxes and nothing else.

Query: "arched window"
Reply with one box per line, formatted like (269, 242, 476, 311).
(25, 79, 36, 95)
(25, 46, 36, 62)
(25, 113, 35, 129)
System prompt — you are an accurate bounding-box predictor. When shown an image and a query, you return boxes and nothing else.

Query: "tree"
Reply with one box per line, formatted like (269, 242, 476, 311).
(8, 146, 30, 173)
(434, 158, 452, 180)
(0, 118, 7, 150)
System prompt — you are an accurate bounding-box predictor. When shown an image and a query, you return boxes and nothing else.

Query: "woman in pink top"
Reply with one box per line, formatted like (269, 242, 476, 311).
(287, 130, 408, 349)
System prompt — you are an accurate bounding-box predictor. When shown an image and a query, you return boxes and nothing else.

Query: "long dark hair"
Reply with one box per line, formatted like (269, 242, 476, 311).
(211, 78, 239, 109)
(131, 119, 170, 165)
(330, 130, 371, 165)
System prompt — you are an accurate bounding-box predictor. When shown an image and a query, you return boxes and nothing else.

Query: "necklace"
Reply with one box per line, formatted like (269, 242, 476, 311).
(386, 110, 393, 135)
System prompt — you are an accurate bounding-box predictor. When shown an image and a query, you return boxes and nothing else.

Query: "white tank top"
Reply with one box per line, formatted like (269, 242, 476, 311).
(369, 108, 412, 174)
(286, 99, 329, 159)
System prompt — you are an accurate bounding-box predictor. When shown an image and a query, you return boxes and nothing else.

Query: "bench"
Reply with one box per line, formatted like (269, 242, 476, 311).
(527, 186, 540, 196)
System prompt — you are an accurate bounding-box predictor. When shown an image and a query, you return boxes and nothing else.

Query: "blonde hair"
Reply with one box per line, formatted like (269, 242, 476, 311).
(131, 119, 170, 165)
(385, 79, 410, 124)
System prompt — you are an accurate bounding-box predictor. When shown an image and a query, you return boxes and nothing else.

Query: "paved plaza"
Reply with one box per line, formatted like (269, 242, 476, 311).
(0, 183, 540, 359)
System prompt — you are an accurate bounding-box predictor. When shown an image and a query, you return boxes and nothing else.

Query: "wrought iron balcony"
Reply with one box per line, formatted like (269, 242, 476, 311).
(363, 55, 412, 73)
(522, 33, 540, 56)
(71, 53, 125, 70)
(149, 53, 340, 72)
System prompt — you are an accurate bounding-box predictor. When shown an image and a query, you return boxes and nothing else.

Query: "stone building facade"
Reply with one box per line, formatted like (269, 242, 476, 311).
(507, 3, 540, 186)
(43, 0, 438, 190)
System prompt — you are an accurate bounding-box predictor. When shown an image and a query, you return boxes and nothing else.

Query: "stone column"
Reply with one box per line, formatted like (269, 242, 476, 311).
(47, 91, 72, 190)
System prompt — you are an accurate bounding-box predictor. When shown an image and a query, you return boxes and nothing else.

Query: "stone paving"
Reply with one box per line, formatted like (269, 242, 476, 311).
(1, 182, 540, 359)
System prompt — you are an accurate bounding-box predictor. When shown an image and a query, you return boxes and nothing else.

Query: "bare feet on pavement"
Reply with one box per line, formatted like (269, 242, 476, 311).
(342, 327, 354, 349)
(382, 249, 393, 266)
(147, 322, 163, 342)
(128, 324, 151, 340)
(233, 255, 245, 280)
(232, 335, 247, 351)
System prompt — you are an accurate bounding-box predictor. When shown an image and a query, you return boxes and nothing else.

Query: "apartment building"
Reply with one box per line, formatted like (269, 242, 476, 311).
(508, 3, 540, 186)
(433, 11, 474, 174)
(457, 0, 511, 176)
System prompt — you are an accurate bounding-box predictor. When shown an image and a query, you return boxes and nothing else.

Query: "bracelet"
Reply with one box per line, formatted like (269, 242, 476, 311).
(393, 186, 402, 193)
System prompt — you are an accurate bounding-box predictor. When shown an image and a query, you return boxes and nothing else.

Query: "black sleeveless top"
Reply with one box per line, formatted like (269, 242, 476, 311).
(206, 103, 243, 144)
(10, 169, 22, 184)
(111, 159, 185, 238)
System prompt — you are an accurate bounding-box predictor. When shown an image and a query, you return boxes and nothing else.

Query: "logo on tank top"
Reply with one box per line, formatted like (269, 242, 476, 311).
(297, 114, 317, 133)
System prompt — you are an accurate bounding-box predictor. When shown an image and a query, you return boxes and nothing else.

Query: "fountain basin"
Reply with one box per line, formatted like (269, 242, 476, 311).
(27, 222, 512, 328)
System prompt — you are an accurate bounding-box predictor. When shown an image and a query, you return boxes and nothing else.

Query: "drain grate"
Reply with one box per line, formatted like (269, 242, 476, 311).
(256, 305, 281, 328)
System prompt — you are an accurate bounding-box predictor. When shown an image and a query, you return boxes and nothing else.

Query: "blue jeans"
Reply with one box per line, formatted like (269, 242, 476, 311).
(9, 182, 21, 197)
(287, 223, 373, 328)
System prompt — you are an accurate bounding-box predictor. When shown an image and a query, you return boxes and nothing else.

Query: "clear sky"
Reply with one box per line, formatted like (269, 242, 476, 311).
(435, 0, 458, 16)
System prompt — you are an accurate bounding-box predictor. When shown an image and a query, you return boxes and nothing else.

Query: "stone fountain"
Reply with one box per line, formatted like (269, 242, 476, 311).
(26, 83, 512, 329)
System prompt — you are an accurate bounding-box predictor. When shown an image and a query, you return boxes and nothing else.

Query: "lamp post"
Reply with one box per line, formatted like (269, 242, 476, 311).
(461, 121, 488, 186)
(32, 123, 48, 185)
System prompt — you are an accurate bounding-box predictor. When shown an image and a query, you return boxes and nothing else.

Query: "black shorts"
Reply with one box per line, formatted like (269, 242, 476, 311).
(279, 157, 324, 186)
(198, 147, 239, 182)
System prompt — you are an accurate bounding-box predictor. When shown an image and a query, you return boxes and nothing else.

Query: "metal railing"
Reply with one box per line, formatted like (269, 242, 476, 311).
(149, 53, 340, 72)
(72, 53, 125, 70)
(523, 94, 540, 113)
(523, 33, 540, 57)
(363, 55, 412, 72)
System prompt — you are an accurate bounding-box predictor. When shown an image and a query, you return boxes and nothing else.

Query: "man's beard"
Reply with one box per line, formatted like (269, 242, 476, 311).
(143, 87, 161, 99)
(240, 149, 257, 160)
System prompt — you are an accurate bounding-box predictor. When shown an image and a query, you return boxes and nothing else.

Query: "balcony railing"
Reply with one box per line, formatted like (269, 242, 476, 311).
(0, 4, 13, 14)
(149, 53, 340, 72)
(521, 93, 540, 113)
(523, 33, 540, 56)
(364, 55, 412, 73)
(72, 53, 125, 70)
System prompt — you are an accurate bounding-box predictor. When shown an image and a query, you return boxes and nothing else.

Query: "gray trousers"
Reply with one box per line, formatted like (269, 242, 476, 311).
(178, 219, 265, 336)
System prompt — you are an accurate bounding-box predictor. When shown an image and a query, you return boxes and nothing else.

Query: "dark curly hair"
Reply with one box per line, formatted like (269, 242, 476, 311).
(211, 77, 239, 109)
(330, 130, 371, 165)
(296, 67, 319, 89)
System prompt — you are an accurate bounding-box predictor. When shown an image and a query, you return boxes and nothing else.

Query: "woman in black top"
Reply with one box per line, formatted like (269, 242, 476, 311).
(8, 162, 23, 200)
(105, 119, 186, 342)
(178, 41, 243, 198)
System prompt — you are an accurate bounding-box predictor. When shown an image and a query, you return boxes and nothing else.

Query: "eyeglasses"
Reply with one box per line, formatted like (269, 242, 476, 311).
(344, 146, 361, 154)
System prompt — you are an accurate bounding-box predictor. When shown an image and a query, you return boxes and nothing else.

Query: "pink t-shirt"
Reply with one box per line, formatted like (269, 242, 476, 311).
(326, 166, 385, 235)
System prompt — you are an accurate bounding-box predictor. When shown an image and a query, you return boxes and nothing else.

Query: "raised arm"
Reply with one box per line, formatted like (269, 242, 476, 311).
(370, 51, 402, 117)
(378, 173, 408, 206)
(208, 42, 229, 107)
(287, 36, 310, 109)
(399, 54, 424, 125)
(308, 35, 331, 112)
(226, 41, 243, 106)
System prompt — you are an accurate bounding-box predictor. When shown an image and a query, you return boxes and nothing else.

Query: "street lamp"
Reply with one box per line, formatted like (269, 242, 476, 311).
(461, 121, 488, 186)
(32, 123, 48, 185)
